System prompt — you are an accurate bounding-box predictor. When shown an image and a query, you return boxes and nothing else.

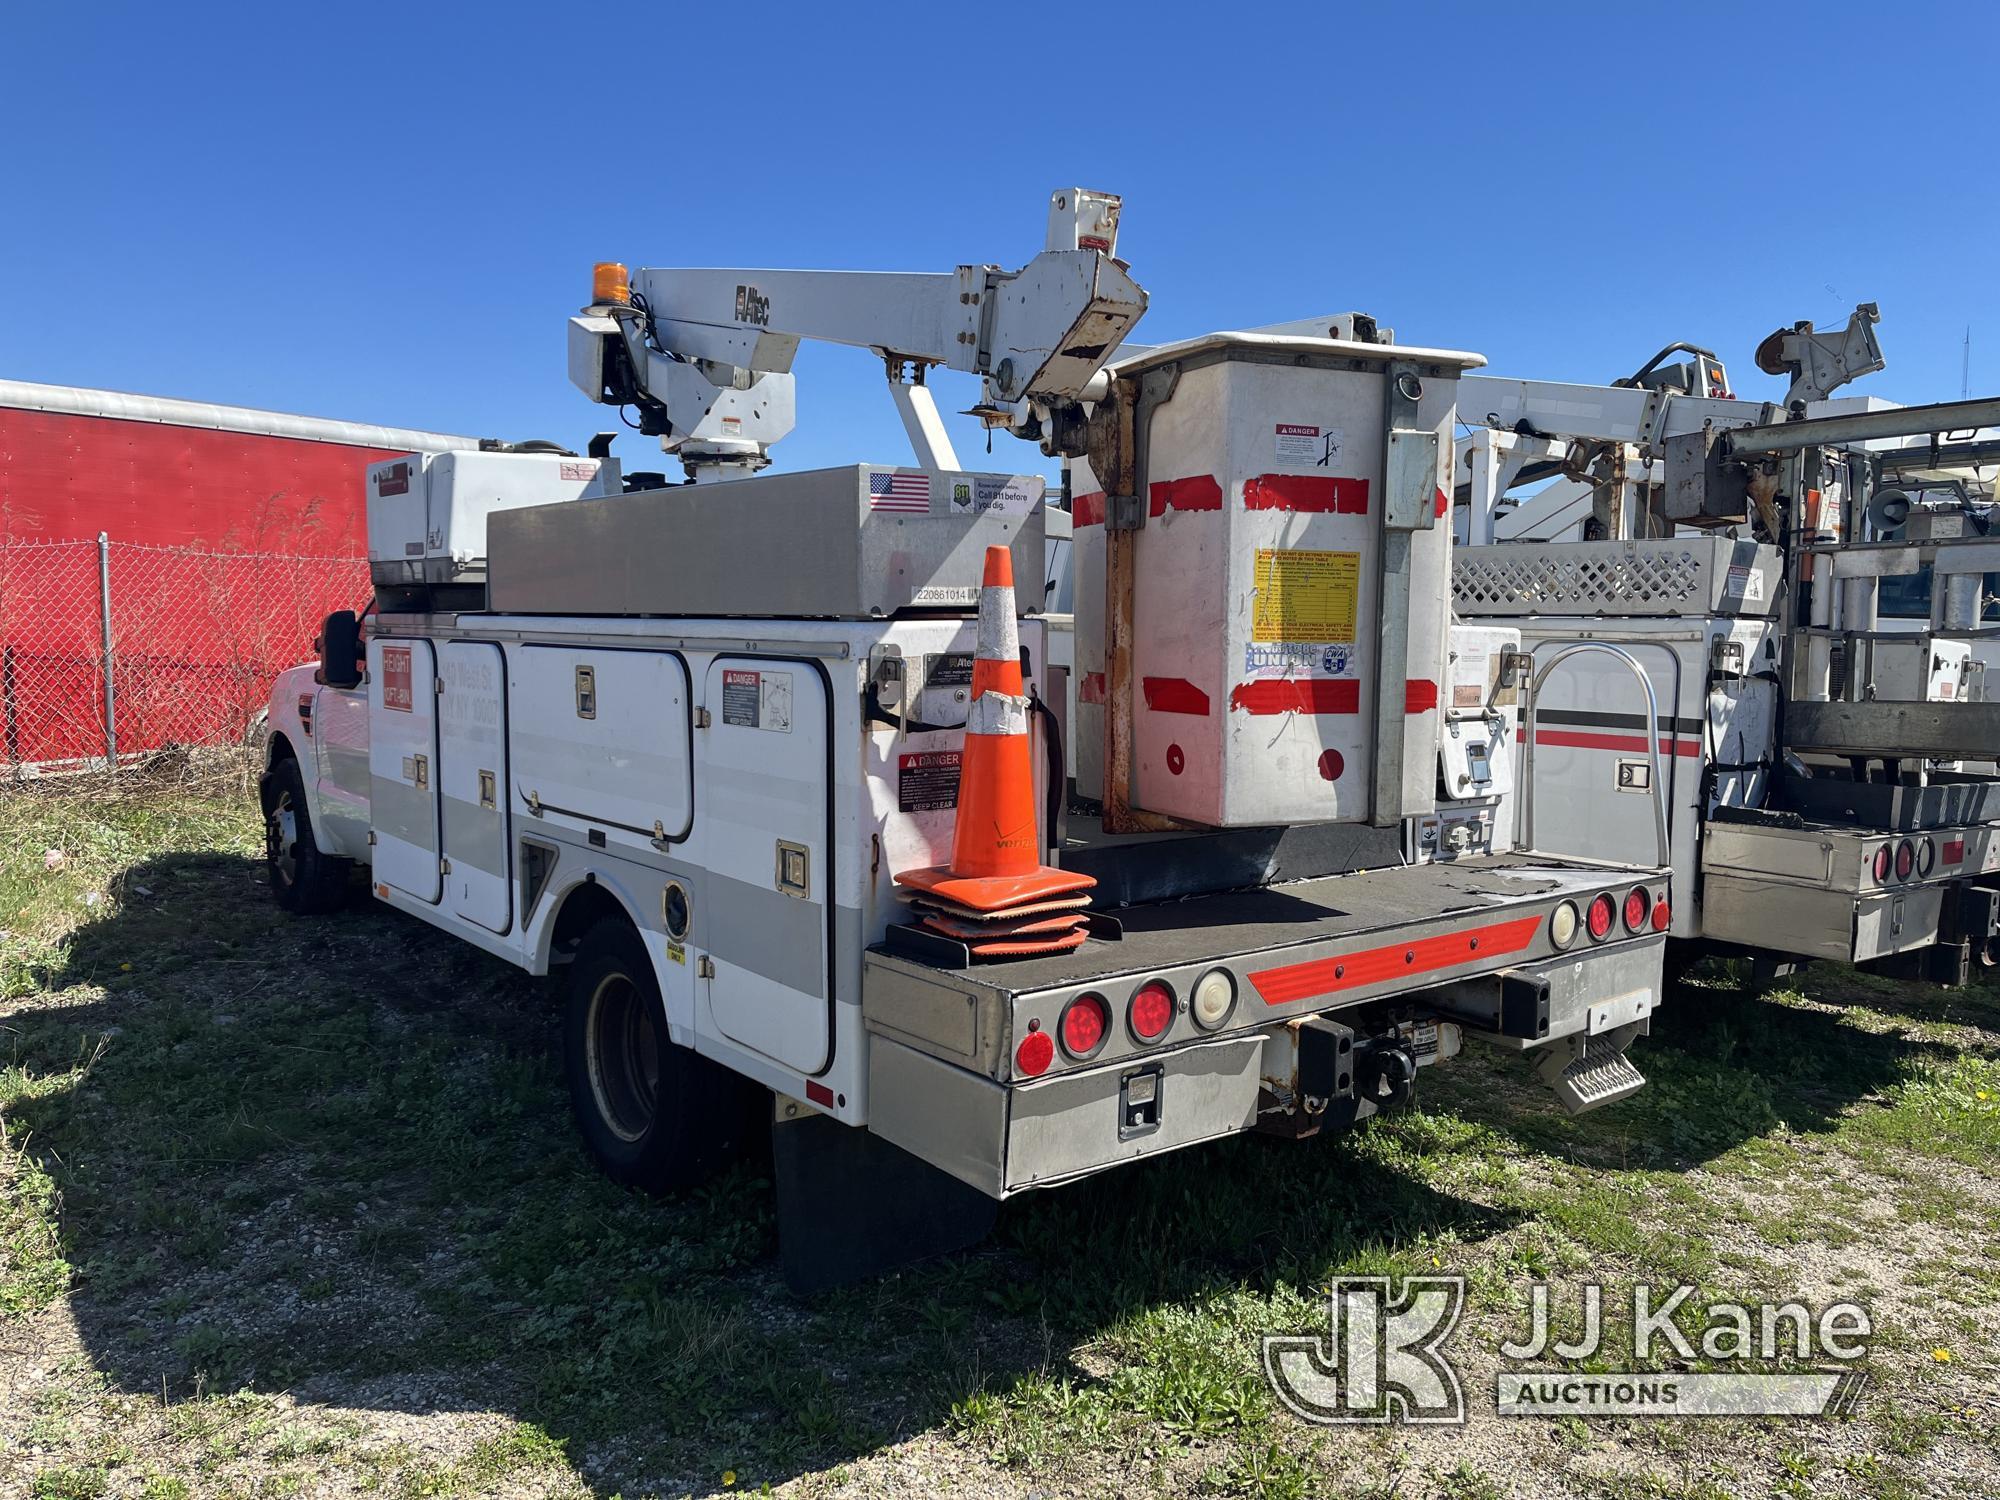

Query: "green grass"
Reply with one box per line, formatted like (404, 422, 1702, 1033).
(3, 783, 1999, 1497)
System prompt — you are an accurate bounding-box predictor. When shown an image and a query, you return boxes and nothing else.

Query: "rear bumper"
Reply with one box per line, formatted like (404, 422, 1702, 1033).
(1425, 936, 1663, 1049)
(1701, 873, 1943, 963)
(1699, 819, 2000, 964)
(869, 1030, 1263, 1197)
(866, 934, 1663, 1198)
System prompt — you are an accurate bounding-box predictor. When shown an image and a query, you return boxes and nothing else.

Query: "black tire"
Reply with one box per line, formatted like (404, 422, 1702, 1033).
(262, 757, 350, 915)
(562, 917, 766, 1192)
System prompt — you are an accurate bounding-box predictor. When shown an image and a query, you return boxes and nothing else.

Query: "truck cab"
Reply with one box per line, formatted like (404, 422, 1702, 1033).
(262, 610, 370, 910)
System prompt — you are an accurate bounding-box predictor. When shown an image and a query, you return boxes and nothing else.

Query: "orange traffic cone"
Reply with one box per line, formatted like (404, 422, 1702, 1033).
(896, 545, 1095, 957)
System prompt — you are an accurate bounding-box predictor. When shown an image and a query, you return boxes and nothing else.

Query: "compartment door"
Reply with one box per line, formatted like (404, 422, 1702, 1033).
(368, 637, 440, 902)
(508, 645, 693, 853)
(439, 641, 511, 933)
(697, 658, 832, 1075)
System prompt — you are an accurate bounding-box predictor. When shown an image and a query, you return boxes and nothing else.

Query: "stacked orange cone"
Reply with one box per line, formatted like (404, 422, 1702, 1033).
(895, 545, 1096, 958)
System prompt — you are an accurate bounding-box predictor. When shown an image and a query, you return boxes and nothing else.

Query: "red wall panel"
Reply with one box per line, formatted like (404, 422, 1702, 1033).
(1, 410, 398, 766)
(0, 407, 400, 550)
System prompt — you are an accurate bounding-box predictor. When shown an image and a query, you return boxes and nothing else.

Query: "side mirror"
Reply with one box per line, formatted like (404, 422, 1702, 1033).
(320, 610, 363, 689)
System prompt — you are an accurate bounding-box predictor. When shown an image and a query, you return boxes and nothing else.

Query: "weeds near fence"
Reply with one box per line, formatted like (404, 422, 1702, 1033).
(0, 536, 363, 777)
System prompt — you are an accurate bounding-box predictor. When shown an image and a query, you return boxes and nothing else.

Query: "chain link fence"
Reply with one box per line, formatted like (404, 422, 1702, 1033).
(0, 536, 368, 779)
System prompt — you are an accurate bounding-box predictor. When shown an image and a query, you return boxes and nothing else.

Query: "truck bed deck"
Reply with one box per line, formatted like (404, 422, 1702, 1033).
(877, 853, 1646, 998)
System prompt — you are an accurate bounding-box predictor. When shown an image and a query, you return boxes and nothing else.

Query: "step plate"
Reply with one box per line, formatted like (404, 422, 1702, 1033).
(1546, 1033, 1646, 1114)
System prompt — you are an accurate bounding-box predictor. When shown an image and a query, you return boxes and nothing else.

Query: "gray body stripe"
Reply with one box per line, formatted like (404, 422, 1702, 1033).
(370, 775, 436, 850)
(831, 902, 862, 1009)
(705, 868, 824, 996)
(440, 792, 507, 879)
(519, 828, 856, 1011)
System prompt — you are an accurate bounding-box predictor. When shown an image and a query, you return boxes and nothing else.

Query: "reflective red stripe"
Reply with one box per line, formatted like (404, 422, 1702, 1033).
(1229, 678, 1360, 715)
(1241, 473, 1370, 514)
(1148, 474, 1223, 516)
(1072, 491, 1106, 527)
(1250, 915, 1543, 1006)
(1405, 679, 1438, 713)
(1141, 676, 1211, 716)
(1514, 727, 1701, 758)
(1435, 486, 1449, 518)
(805, 1080, 834, 1107)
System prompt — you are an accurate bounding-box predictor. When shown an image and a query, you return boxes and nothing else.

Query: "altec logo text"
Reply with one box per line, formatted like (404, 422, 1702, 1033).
(1262, 1278, 1872, 1424)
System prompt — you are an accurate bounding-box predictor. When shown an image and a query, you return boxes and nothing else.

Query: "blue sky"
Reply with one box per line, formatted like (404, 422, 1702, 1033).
(4, 3, 1996, 480)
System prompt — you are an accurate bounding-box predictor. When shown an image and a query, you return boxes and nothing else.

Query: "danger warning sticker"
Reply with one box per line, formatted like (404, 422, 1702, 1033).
(898, 749, 962, 812)
(381, 646, 413, 712)
(1274, 423, 1344, 465)
(721, 668, 793, 732)
(1251, 550, 1360, 643)
(1725, 563, 1766, 602)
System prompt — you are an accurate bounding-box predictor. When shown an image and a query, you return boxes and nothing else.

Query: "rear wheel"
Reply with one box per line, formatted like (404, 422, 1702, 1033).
(562, 917, 765, 1191)
(262, 757, 349, 914)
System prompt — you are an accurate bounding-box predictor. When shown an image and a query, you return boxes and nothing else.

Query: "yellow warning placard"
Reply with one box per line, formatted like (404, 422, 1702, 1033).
(1251, 549, 1359, 643)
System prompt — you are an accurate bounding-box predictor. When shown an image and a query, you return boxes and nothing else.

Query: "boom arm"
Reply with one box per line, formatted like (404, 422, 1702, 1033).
(570, 189, 1146, 480)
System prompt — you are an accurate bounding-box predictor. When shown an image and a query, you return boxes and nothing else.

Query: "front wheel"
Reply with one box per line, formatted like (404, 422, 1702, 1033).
(262, 757, 349, 914)
(562, 917, 765, 1192)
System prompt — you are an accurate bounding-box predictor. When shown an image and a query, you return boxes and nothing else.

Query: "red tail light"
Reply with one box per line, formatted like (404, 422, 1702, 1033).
(1872, 845, 1893, 883)
(1623, 887, 1650, 933)
(1059, 993, 1110, 1060)
(1586, 893, 1616, 941)
(1015, 1028, 1053, 1077)
(1651, 900, 1671, 932)
(1128, 980, 1175, 1043)
(1895, 840, 1916, 880)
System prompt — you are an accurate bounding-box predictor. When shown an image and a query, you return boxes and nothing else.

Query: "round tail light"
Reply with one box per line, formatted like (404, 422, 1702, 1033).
(1549, 900, 1581, 949)
(1651, 899, 1671, 932)
(1873, 845, 1893, 883)
(1918, 837, 1936, 877)
(1058, 993, 1109, 1060)
(1190, 969, 1236, 1031)
(1895, 839, 1916, 880)
(1623, 886, 1651, 933)
(1586, 893, 1616, 941)
(1015, 1027, 1053, 1077)
(1128, 980, 1176, 1043)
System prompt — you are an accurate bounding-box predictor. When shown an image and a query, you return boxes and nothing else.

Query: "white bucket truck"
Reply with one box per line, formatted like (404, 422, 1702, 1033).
(260, 193, 1671, 1288)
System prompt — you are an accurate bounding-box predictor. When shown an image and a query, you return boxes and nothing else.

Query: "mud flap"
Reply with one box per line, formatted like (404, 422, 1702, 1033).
(772, 1107, 999, 1295)
(1533, 1021, 1648, 1114)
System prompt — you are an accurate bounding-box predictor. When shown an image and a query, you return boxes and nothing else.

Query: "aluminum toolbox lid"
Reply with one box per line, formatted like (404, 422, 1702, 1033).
(1107, 330, 1487, 377)
(484, 463, 1046, 619)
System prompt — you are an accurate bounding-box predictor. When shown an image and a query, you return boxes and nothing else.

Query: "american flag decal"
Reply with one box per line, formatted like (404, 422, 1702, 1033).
(869, 470, 932, 513)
